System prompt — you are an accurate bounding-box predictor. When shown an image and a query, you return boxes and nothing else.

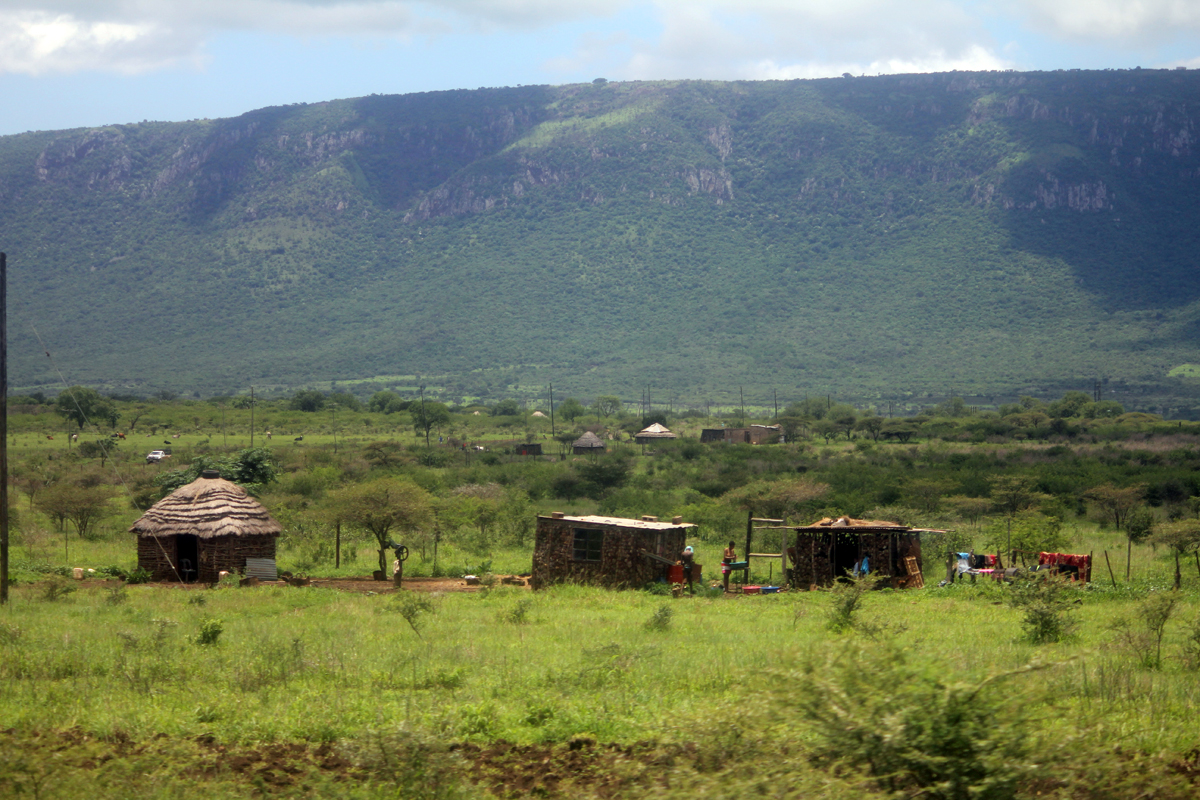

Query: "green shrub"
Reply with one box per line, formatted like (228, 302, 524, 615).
(1007, 573, 1078, 644)
(645, 604, 673, 631)
(784, 643, 1036, 800)
(125, 567, 152, 584)
(193, 618, 223, 646)
(826, 572, 878, 633)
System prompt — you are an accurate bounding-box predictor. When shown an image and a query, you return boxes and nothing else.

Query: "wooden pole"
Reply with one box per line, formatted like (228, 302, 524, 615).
(335, 522, 341, 569)
(250, 386, 255, 447)
(0, 252, 7, 605)
(744, 511, 753, 585)
(1104, 549, 1116, 587)
(549, 382, 555, 437)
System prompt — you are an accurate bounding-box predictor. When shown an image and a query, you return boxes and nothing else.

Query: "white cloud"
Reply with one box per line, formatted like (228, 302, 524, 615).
(574, 1, 1009, 82)
(1014, 0, 1200, 44)
(3, 0, 1197, 79)
(0, 10, 180, 74)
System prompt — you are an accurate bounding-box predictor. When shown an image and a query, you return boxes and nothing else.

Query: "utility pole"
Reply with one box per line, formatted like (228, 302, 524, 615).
(740, 387, 745, 427)
(549, 382, 555, 436)
(774, 389, 778, 420)
(420, 385, 429, 449)
(250, 386, 255, 448)
(1, 253, 8, 605)
(332, 404, 337, 454)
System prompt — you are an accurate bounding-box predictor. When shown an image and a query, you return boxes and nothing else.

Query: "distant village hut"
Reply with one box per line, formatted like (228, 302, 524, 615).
(531, 513, 695, 590)
(130, 470, 281, 583)
(572, 431, 606, 454)
(788, 516, 935, 590)
(700, 424, 782, 444)
(634, 423, 677, 445)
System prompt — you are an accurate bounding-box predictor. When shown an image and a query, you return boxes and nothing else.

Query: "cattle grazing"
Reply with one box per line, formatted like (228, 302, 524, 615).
(47, 435, 53, 440)
(294, 436, 304, 442)
(117, 432, 126, 440)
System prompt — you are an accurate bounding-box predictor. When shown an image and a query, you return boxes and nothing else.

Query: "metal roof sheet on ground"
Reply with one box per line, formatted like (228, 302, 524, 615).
(544, 514, 696, 530)
(244, 558, 279, 581)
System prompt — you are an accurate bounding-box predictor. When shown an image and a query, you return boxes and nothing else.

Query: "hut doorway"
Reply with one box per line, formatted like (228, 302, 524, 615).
(832, 534, 859, 580)
(176, 534, 199, 583)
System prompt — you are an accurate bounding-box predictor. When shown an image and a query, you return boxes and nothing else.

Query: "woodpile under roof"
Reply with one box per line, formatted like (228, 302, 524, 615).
(130, 470, 282, 540)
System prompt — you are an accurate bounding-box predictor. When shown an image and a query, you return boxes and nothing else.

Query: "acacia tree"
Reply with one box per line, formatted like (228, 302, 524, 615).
(1152, 520, 1200, 590)
(1085, 483, 1147, 579)
(557, 397, 586, 422)
(592, 396, 622, 419)
(54, 386, 118, 431)
(411, 401, 451, 443)
(331, 478, 433, 576)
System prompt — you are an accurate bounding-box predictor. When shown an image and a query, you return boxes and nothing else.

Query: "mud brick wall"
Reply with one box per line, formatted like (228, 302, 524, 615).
(137, 536, 178, 581)
(200, 535, 277, 583)
(531, 518, 686, 590)
(137, 535, 276, 583)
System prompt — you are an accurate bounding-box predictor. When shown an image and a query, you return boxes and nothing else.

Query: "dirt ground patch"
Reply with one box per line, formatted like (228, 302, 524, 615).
(138, 575, 531, 593)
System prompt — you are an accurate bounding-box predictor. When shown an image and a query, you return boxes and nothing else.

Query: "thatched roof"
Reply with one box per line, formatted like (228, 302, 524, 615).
(794, 516, 946, 535)
(573, 431, 605, 449)
(635, 422, 676, 439)
(130, 470, 282, 539)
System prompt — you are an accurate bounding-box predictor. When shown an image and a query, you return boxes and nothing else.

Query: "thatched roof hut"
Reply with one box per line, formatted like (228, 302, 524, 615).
(634, 423, 677, 444)
(572, 431, 606, 454)
(130, 469, 282, 583)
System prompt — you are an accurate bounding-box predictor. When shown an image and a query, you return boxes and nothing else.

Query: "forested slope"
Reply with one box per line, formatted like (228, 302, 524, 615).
(2, 70, 1200, 409)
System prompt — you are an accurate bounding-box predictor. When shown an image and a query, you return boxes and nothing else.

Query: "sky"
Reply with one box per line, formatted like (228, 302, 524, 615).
(2, 0, 1200, 136)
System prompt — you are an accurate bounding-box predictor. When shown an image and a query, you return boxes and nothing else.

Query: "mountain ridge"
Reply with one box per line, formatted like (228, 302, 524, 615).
(3, 71, 1200, 412)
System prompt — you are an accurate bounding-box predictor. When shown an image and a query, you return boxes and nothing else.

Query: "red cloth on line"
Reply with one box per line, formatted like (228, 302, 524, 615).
(1038, 552, 1091, 568)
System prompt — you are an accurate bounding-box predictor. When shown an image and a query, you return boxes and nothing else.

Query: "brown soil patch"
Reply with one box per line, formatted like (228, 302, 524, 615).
(138, 575, 531, 594)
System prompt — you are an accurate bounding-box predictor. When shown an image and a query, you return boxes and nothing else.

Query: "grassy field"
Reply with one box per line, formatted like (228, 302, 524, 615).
(6, 399, 1200, 798)
(3, 524, 1200, 798)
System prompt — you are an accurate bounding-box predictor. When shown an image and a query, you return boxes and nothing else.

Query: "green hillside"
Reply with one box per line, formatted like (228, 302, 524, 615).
(3, 71, 1200, 411)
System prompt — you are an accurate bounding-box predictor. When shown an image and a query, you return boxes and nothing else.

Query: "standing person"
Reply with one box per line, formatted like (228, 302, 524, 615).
(722, 540, 737, 593)
(681, 545, 696, 594)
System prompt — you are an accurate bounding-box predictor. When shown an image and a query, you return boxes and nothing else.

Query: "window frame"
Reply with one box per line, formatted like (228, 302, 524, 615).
(572, 527, 604, 562)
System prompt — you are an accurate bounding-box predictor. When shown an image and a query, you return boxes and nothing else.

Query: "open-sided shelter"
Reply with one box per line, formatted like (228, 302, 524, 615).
(531, 513, 695, 590)
(130, 469, 282, 583)
(788, 516, 934, 589)
(634, 422, 677, 444)
(572, 431, 606, 454)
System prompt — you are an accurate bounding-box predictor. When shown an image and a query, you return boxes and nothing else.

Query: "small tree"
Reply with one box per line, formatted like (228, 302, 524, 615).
(412, 401, 451, 441)
(1086, 483, 1148, 579)
(289, 390, 326, 412)
(54, 386, 117, 432)
(1152, 520, 1200, 590)
(332, 478, 433, 576)
(557, 397, 586, 422)
(592, 395, 622, 418)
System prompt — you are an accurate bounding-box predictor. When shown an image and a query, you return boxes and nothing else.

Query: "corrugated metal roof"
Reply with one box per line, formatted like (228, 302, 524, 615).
(542, 514, 696, 530)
